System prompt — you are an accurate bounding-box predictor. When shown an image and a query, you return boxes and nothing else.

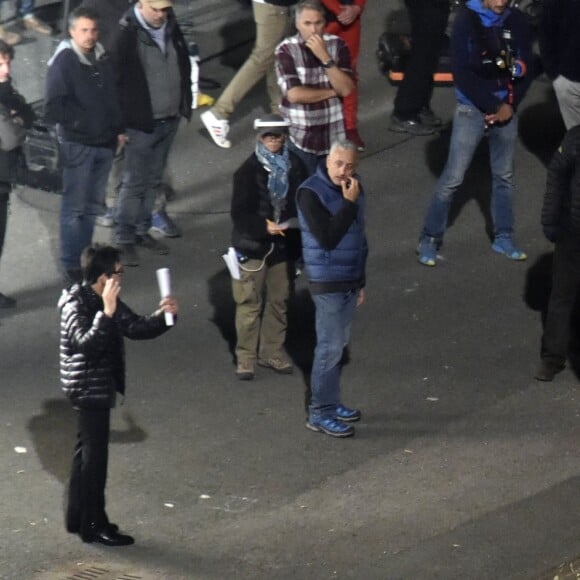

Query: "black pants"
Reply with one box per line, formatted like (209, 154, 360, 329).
(66, 408, 110, 538)
(393, 0, 450, 120)
(0, 188, 10, 261)
(542, 236, 580, 364)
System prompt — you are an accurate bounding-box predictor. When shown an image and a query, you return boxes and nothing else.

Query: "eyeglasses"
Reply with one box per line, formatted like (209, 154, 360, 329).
(262, 134, 284, 141)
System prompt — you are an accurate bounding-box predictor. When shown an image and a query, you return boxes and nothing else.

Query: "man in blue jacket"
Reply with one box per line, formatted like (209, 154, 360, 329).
(297, 139, 367, 438)
(45, 7, 125, 283)
(416, 0, 533, 267)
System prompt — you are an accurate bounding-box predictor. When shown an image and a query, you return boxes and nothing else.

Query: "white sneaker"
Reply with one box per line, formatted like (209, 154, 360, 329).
(200, 109, 231, 149)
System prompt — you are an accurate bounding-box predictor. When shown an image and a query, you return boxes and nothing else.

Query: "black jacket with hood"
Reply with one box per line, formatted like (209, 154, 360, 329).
(111, 6, 192, 133)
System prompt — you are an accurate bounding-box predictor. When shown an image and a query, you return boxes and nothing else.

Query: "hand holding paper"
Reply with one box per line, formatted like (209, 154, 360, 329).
(156, 268, 175, 326)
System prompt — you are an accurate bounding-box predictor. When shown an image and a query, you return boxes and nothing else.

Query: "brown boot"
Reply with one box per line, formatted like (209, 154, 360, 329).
(236, 360, 255, 381)
(0, 26, 21, 46)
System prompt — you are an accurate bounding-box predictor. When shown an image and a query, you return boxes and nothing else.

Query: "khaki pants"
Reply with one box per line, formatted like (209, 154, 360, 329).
(213, 1, 292, 118)
(232, 259, 291, 364)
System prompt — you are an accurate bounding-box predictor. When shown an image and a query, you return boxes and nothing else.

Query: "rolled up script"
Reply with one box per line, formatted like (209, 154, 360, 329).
(156, 268, 174, 326)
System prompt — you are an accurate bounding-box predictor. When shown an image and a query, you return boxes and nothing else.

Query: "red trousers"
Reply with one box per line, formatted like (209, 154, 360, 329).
(326, 19, 361, 131)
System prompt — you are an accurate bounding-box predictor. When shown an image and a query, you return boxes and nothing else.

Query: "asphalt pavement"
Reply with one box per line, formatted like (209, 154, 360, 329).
(0, 1, 579, 579)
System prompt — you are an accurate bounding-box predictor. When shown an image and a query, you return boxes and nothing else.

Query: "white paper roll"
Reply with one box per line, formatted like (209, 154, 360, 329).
(156, 268, 174, 326)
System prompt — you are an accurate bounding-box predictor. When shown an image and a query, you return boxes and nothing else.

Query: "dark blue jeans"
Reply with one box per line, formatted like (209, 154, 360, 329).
(115, 118, 180, 244)
(59, 141, 114, 270)
(309, 289, 358, 419)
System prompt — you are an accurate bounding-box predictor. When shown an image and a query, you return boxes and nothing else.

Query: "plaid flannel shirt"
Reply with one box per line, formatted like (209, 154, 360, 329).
(275, 33, 352, 155)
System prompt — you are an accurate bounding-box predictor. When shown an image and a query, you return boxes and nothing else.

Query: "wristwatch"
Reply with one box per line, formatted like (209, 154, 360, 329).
(322, 58, 336, 69)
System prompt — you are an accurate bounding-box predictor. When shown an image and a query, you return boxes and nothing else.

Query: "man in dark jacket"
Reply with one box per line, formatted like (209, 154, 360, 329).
(297, 139, 367, 438)
(539, 0, 580, 130)
(59, 244, 178, 545)
(416, 0, 533, 267)
(111, 0, 191, 266)
(0, 39, 34, 307)
(231, 114, 308, 380)
(536, 126, 580, 381)
(45, 6, 125, 283)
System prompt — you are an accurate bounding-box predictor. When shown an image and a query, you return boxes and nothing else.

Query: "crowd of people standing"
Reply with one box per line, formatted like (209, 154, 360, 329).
(0, 0, 578, 549)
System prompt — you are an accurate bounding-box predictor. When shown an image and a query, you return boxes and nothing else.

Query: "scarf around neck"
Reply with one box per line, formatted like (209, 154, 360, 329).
(255, 140, 290, 222)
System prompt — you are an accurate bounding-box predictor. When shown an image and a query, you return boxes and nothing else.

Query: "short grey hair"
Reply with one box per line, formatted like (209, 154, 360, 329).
(329, 139, 358, 155)
(295, 0, 325, 20)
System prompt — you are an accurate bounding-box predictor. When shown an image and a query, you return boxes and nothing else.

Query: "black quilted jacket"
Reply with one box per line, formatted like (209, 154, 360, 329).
(58, 284, 169, 410)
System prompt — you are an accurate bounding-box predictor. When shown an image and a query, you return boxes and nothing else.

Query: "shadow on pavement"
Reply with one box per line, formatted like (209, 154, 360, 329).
(27, 399, 148, 484)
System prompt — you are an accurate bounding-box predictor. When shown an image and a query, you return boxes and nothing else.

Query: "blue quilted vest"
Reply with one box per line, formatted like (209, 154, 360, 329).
(297, 166, 366, 284)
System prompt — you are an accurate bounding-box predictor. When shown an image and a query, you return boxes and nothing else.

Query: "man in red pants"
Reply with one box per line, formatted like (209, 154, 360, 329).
(322, 0, 366, 151)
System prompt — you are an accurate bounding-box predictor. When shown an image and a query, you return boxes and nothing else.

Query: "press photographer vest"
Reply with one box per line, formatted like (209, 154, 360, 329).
(467, 9, 521, 81)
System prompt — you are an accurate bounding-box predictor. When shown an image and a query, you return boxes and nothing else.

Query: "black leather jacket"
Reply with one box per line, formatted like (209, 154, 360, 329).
(58, 284, 169, 409)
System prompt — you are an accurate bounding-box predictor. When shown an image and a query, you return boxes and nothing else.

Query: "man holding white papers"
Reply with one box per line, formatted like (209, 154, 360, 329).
(59, 244, 178, 546)
(230, 114, 308, 380)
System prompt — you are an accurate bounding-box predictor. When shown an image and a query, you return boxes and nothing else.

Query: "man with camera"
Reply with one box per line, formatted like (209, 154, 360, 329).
(416, 0, 533, 267)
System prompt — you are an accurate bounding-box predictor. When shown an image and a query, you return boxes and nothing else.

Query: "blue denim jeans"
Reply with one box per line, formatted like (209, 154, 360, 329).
(115, 117, 180, 244)
(59, 141, 114, 270)
(421, 103, 518, 243)
(310, 289, 358, 419)
(6, 0, 35, 17)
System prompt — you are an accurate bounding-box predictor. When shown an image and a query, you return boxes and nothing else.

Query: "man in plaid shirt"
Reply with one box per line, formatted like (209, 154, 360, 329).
(275, 0, 354, 174)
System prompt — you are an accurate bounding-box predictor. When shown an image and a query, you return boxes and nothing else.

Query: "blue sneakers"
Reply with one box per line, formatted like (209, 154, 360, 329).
(335, 404, 361, 422)
(306, 416, 355, 438)
(417, 236, 438, 266)
(150, 210, 182, 238)
(491, 235, 527, 261)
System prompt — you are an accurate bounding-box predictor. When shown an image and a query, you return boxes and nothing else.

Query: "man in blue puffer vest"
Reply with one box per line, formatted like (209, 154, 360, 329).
(297, 139, 368, 437)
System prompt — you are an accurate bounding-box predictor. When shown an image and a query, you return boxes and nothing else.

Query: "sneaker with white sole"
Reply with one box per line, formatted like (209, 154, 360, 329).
(306, 416, 355, 438)
(491, 235, 527, 261)
(200, 109, 231, 149)
(150, 209, 181, 238)
(335, 404, 361, 423)
(417, 236, 438, 266)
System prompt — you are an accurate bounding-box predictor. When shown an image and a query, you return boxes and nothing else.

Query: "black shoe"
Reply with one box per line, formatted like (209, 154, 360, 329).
(0, 292, 16, 308)
(83, 528, 134, 546)
(535, 360, 565, 381)
(136, 233, 169, 255)
(116, 243, 139, 267)
(419, 106, 442, 127)
(389, 114, 435, 136)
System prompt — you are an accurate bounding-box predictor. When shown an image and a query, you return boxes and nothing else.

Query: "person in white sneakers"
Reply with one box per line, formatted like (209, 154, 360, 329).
(200, 0, 298, 149)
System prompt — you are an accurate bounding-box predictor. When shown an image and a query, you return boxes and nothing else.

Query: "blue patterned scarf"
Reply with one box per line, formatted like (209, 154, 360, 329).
(255, 140, 290, 222)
